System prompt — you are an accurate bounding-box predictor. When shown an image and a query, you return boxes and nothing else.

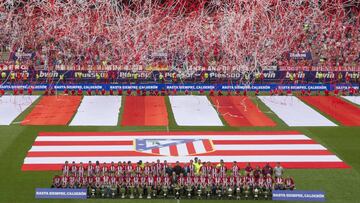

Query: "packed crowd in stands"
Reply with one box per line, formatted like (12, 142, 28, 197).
(0, 1, 359, 70)
(52, 158, 295, 199)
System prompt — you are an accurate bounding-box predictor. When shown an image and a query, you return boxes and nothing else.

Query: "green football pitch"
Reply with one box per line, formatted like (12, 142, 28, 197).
(0, 95, 359, 203)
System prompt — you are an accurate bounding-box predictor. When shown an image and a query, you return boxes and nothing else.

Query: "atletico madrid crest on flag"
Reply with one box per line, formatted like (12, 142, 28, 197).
(21, 131, 348, 171)
(135, 139, 214, 156)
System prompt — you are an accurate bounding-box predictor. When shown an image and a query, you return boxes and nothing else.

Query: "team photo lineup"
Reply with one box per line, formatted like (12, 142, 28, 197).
(52, 159, 293, 200)
(0, 0, 360, 203)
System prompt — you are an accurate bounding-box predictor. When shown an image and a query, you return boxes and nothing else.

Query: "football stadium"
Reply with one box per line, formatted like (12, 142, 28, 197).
(0, 0, 359, 202)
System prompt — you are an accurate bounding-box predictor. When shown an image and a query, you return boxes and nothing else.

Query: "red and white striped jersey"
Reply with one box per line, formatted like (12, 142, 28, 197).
(146, 176, 154, 186)
(232, 165, 239, 176)
(70, 165, 77, 174)
(144, 166, 151, 175)
(78, 166, 85, 177)
(116, 165, 124, 175)
(62, 165, 70, 176)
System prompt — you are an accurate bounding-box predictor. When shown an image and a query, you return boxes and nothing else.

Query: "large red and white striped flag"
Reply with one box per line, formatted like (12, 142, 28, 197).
(22, 131, 348, 171)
